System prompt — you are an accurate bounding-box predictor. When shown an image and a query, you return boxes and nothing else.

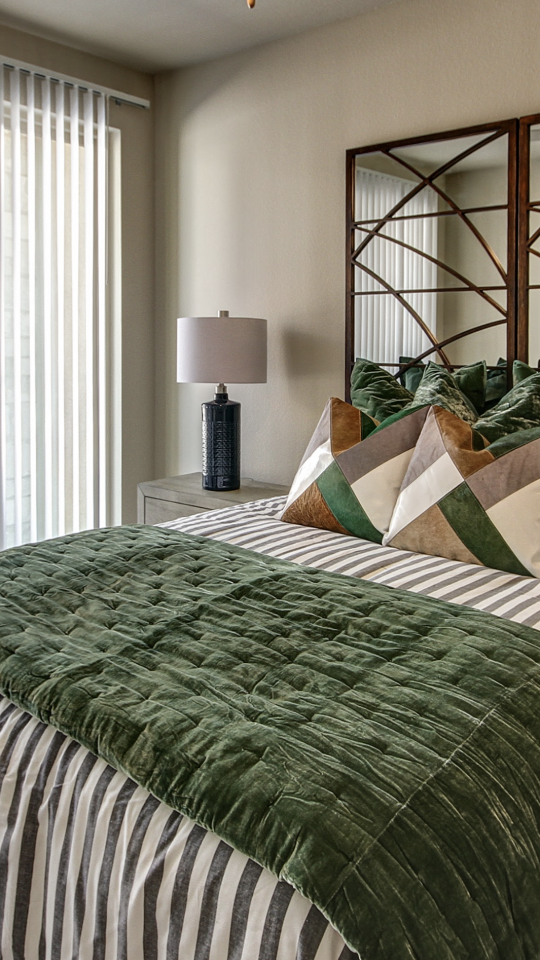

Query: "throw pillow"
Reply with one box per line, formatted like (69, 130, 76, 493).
(281, 397, 431, 543)
(399, 358, 487, 411)
(398, 356, 425, 394)
(410, 362, 479, 424)
(384, 405, 540, 577)
(350, 358, 412, 422)
(485, 358, 507, 409)
(513, 359, 537, 384)
(452, 360, 487, 414)
(474, 372, 540, 442)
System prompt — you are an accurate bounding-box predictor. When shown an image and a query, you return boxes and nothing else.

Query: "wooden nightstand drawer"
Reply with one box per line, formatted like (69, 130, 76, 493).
(138, 472, 288, 524)
(143, 497, 210, 525)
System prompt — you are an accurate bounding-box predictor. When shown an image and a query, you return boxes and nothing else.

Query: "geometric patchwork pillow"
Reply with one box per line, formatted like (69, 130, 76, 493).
(384, 405, 540, 577)
(281, 398, 431, 543)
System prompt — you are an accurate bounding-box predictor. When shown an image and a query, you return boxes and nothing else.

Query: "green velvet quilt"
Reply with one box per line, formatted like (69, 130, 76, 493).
(1, 524, 540, 960)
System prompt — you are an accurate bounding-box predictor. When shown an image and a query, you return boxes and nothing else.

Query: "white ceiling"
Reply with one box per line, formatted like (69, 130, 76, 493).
(0, 0, 398, 73)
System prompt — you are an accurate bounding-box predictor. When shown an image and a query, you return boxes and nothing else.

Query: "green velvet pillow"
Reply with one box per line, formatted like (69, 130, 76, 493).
(350, 358, 412, 422)
(352, 356, 538, 426)
(513, 359, 537, 384)
(485, 358, 507, 409)
(452, 360, 487, 414)
(409, 362, 479, 425)
(398, 356, 425, 394)
(400, 358, 486, 412)
(474, 372, 540, 442)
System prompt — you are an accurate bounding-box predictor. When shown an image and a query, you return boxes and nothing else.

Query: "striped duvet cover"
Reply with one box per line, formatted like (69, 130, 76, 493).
(1, 497, 539, 960)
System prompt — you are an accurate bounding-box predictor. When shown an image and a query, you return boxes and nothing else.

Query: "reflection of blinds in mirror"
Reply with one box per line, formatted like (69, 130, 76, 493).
(354, 169, 438, 365)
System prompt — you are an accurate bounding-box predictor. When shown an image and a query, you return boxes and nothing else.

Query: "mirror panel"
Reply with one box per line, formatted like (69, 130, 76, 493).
(348, 124, 514, 380)
(524, 120, 540, 367)
(390, 132, 500, 179)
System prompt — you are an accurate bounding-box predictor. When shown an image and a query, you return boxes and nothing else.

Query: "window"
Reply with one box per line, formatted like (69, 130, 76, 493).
(0, 65, 121, 549)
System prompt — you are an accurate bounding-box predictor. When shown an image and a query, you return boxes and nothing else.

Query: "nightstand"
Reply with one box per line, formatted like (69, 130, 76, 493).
(137, 472, 289, 525)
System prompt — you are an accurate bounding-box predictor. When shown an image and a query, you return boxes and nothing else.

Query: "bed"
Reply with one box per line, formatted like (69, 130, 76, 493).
(2, 112, 540, 956)
(1, 448, 540, 960)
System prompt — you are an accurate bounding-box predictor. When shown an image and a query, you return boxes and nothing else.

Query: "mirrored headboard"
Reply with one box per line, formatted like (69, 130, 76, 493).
(345, 117, 540, 399)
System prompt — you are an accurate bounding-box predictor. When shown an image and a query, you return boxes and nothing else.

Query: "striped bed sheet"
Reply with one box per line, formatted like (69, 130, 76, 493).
(0, 697, 354, 960)
(2, 499, 539, 960)
(165, 496, 540, 629)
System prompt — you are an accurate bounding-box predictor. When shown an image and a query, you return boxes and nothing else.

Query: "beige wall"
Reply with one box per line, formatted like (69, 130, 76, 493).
(155, 0, 540, 485)
(0, 23, 155, 521)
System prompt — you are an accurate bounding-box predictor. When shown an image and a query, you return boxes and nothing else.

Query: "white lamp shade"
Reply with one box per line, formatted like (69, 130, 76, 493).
(177, 316, 267, 384)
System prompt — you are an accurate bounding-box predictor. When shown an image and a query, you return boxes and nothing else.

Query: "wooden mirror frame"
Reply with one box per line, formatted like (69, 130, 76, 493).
(345, 118, 540, 400)
(518, 113, 540, 364)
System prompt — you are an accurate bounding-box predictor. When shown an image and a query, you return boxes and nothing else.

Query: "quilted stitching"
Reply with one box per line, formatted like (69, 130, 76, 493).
(1, 525, 540, 958)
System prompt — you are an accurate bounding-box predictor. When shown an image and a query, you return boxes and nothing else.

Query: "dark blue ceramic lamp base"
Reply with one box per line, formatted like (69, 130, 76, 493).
(202, 390, 240, 490)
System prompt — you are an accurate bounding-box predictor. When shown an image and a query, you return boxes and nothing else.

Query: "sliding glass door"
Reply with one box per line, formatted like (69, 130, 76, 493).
(0, 66, 121, 549)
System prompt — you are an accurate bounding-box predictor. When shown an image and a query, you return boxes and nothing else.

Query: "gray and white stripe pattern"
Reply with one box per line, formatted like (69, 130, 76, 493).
(164, 497, 540, 630)
(0, 697, 358, 960)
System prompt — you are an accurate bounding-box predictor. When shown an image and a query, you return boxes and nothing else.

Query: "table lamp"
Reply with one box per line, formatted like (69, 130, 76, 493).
(177, 311, 267, 491)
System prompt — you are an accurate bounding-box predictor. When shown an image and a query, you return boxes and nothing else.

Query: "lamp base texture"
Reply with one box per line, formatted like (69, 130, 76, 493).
(201, 391, 240, 491)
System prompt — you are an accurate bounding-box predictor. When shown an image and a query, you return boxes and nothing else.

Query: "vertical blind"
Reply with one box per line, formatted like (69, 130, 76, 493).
(354, 169, 438, 365)
(0, 65, 118, 550)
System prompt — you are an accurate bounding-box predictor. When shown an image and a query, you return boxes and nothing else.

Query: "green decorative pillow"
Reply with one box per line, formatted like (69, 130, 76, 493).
(452, 360, 487, 413)
(350, 358, 412, 423)
(513, 359, 537, 384)
(485, 358, 507, 409)
(282, 397, 430, 543)
(353, 356, 537, 426)
(384, 405, 540, 577)
(375, 357, 486, 416)
(410, 362, 479, 424)
(474, 372, 540, 442)
(398, 356, 425, 394)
